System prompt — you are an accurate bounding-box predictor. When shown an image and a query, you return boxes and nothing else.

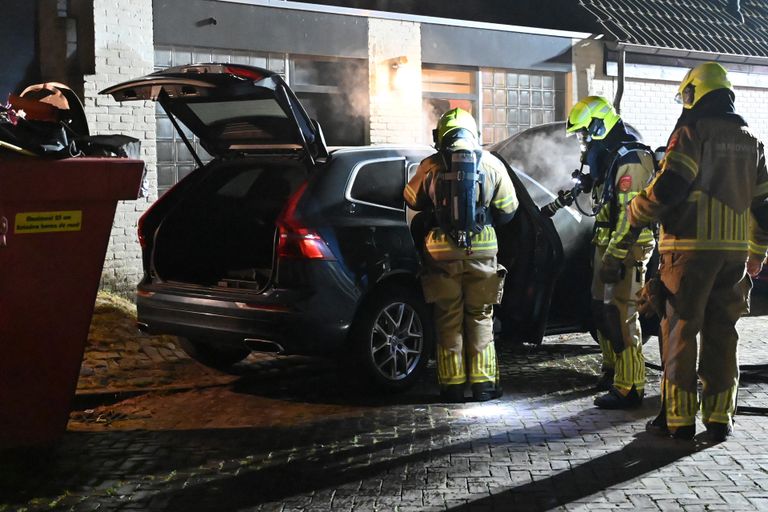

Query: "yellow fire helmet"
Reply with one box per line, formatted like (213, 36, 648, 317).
(433, 108, 478, 148)
(565, 96, 621, 141)
(676, 62, 732, 109)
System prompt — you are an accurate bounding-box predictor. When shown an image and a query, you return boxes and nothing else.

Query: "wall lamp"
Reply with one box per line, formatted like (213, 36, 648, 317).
(389, 56, 410, 91)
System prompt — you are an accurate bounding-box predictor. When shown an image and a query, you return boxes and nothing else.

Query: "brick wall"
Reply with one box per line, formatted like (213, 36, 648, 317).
(368, 18, 422, 144)
(573, 40, 768, 149)
(738, 88, 768, 142)
(83, 0, 155, 293)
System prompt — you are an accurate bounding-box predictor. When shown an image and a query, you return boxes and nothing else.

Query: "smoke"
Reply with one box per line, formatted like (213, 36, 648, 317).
(492, 122, 582, 194)
(423, 100, 444, 146)
(294, 58, 371, 146)
(491, 122, 592, 255)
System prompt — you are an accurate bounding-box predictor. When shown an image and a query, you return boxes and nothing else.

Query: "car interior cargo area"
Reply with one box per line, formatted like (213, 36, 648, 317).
(152, 159, 308, 291)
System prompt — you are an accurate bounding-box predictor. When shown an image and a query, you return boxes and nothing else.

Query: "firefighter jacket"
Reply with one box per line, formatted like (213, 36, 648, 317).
(404, 151, 518, 261)
(593, 149, 657, 260)
(628, 118, 768, 259)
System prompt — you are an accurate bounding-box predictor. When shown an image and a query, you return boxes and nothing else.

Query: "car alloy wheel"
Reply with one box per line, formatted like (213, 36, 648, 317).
(369, 301, 424, 381)
(352, 286, 433, 391)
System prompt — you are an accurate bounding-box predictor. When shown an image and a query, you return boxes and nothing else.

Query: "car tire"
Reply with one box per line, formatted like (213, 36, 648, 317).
(177, 337, 250, 370)
(350, 286, 434, 392)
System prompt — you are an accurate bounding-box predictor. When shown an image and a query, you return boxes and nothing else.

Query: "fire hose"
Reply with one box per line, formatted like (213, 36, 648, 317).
(540, 166, 600, 218)
(542, 163, 768, 416)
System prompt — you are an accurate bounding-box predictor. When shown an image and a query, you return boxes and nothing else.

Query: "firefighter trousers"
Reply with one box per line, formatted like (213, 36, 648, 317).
(591, 244, 654, 394)
(420, 256, 506, 386)
(659, 252, 751, 428)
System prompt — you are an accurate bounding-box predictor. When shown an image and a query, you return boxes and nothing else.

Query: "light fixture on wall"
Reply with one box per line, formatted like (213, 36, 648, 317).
(390, 56, 408, 70)
(389, 56, 410, 91)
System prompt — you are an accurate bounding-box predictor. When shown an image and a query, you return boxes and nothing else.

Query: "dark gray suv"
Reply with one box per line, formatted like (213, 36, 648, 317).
(103, 64, 594, 391)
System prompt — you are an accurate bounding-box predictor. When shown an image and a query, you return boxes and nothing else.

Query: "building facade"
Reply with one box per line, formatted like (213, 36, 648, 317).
(66, 0, 768, 291)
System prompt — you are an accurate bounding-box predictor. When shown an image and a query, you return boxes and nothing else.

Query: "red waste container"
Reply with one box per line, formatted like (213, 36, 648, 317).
(0, 156, 144, 450)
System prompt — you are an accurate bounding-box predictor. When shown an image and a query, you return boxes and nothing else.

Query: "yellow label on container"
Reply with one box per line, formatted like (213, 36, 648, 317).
(15, 211, 83, 234)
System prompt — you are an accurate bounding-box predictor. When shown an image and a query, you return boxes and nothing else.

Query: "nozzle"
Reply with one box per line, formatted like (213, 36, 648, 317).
(540, 189, 574, 217)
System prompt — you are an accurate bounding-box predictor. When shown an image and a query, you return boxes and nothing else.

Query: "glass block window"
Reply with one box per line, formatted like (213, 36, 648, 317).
(153, 46, 288, 196)
(481, 68, 563, 145)
(153, 47, 367, 197)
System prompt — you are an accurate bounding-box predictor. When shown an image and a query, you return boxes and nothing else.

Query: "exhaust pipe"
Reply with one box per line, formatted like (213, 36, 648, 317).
(136, 322, 150, 333)
(243, 338, 285, 354)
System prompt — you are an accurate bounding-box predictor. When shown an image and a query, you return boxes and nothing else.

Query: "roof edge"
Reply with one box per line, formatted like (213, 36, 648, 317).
(213, 0, 594, 39)
(613, 42, 768, 67)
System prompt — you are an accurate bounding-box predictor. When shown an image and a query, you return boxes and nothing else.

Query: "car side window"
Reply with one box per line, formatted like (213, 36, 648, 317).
(349, 158, 406, 210)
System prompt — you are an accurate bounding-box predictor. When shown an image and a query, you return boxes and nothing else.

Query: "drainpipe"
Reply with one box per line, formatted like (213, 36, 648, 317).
(613, 46, 625, 114)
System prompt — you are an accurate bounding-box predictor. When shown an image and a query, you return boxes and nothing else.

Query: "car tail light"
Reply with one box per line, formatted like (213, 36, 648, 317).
(224, 65, 264, 82)
(277, 226, 334, 259)
(276, 181, 335, 260)
(137, 207, 152, 249)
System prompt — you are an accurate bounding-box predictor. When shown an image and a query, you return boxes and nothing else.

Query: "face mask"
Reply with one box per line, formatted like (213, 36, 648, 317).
(585, 140, 608, 184)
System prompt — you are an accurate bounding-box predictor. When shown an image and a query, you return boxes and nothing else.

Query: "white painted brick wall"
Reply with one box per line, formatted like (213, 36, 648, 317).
(84, 0, 155, 293)
(573, 41, 768, 149)
(368, 19, 422, 144)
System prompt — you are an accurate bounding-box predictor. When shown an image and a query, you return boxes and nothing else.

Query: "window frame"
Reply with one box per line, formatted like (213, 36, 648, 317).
(345, 157, 408, 212)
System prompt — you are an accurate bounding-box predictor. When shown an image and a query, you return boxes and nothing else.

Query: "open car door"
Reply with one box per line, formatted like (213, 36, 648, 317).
(494, 154, 564, 345)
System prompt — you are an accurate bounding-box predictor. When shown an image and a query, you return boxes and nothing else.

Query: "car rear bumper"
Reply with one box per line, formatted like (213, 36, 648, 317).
(136, 282, 355, 354)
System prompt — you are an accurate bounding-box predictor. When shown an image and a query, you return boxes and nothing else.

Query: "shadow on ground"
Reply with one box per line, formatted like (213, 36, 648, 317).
(225, 341, 604, 407)
(0, 395, 670, 512)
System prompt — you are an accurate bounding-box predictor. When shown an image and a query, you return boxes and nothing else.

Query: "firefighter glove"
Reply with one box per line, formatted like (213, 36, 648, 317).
(600, 255, 625, 284)
(636, 276, 666, 319)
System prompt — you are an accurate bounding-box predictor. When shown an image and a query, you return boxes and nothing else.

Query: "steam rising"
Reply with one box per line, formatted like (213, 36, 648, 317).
(491, 122, 583, 194)
(490, 122, 593, 254)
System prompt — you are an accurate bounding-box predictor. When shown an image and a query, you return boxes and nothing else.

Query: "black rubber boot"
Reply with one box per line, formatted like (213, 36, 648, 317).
(595, 369, 615, 391)
(439, 384, 465, 403)
(645, 408, 669, 436)
(646, 418, 695, 440)
(669, 424, 696, 440)
(471, 382, 502, 402)
(704, 422, 733, 443)
(594, 385, 643, 409)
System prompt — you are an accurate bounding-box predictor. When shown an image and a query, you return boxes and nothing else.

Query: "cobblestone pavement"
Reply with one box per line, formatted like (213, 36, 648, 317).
(2, 292, 768, 511)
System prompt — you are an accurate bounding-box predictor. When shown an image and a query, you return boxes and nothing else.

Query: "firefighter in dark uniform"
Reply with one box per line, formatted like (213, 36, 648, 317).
(614, 62, 768, 441)
(404, 108, 518, 402)
(565, 96, 656, 409)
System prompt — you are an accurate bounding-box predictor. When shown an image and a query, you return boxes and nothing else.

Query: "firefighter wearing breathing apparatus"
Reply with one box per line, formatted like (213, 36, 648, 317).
(566, 96, 656, 409)
(404, 108, 518, 403)
(615, 62, 768, 441)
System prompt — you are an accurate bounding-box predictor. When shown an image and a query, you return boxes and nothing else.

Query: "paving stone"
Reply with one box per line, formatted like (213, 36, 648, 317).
(7, 293, 768, 510)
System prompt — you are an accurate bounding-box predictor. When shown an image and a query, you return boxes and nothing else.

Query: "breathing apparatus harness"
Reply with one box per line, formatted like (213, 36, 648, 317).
(541, 141, 658, 219)
(433, 128, 488, 255)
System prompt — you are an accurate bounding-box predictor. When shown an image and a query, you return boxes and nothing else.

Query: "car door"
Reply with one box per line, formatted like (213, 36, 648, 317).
(493, 154, 565, 345)
(100, 63, 328, 166)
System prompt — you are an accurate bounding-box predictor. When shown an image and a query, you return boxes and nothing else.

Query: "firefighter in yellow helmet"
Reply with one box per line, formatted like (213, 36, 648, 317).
(404, 108, 518, 402)
(614, 62, 768, 441)
(565, 96, 656, 409)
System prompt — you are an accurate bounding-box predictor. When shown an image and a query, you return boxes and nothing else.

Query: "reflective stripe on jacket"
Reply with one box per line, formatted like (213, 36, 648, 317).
(594, 150, 656, 259)
(404, 151, 518, 261)
(628, 119, 768, 258)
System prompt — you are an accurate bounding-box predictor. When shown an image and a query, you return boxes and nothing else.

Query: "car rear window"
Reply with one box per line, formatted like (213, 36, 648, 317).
(184, 99, 297, 146)
(187, 99, 287, 125)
